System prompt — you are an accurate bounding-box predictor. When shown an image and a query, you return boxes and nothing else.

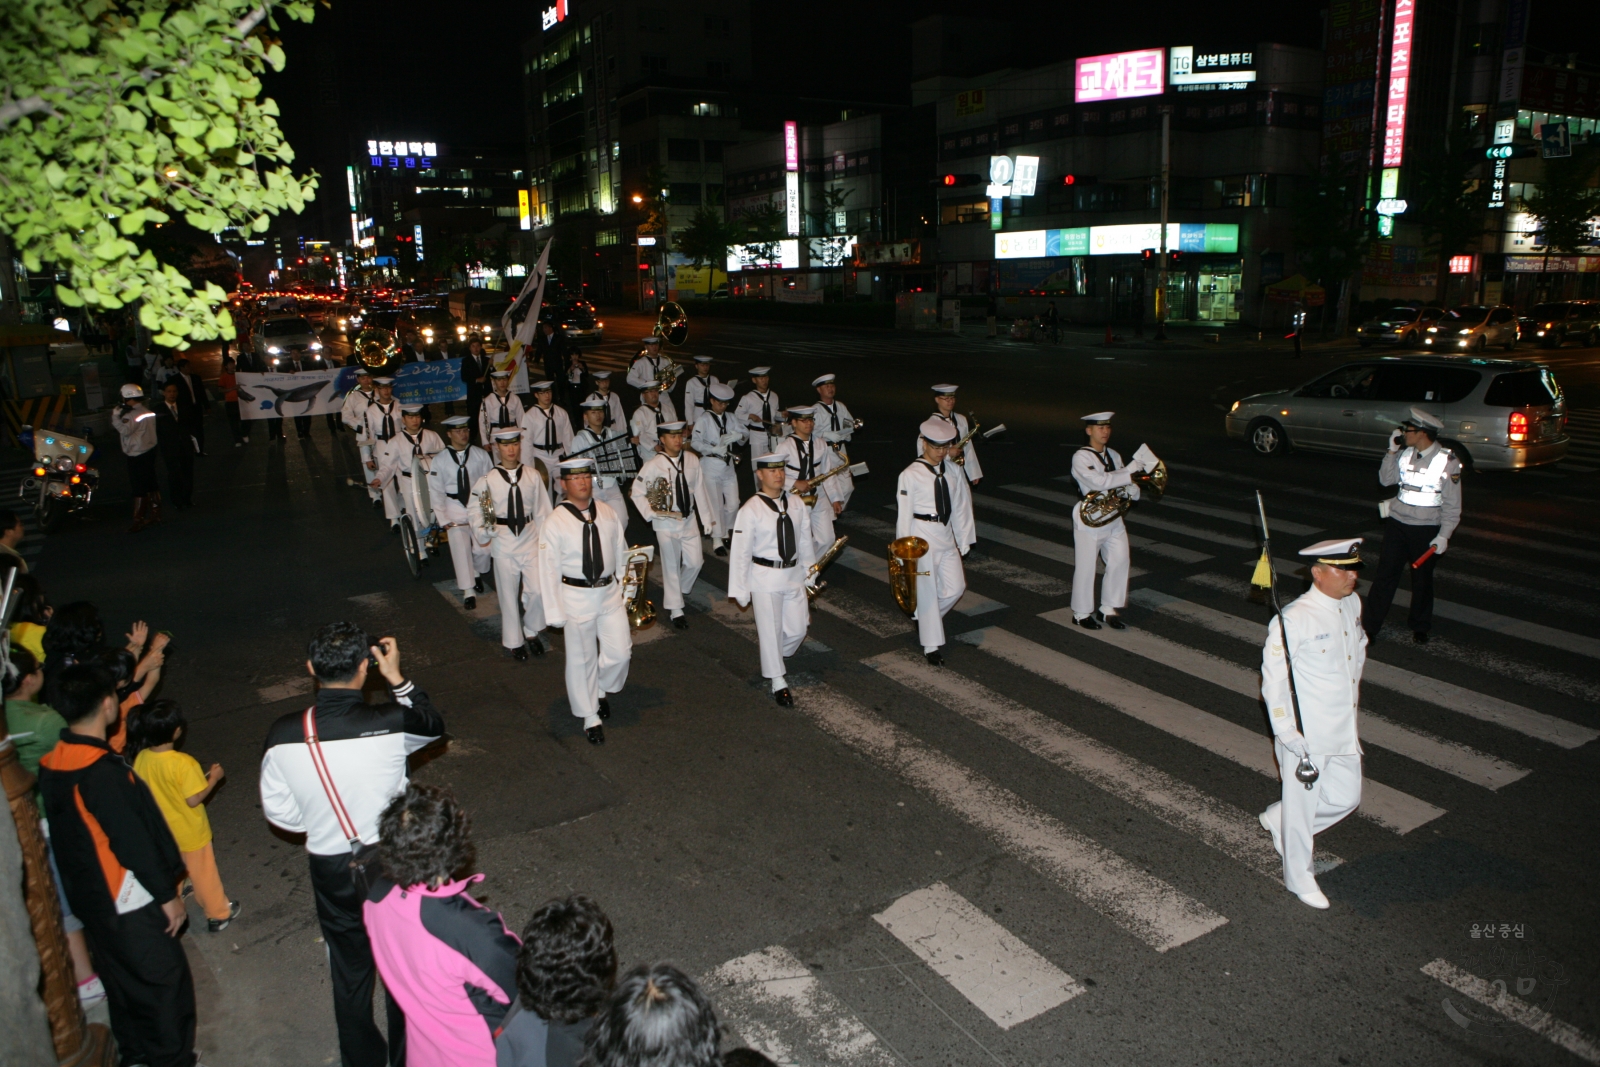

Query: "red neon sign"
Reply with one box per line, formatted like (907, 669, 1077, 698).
(1382, 0, 1415, 167)
(784, 121, 799, 172)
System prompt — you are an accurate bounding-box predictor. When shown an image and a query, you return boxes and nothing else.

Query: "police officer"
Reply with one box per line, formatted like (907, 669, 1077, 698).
(1069, 412, 1151, 630)
(727, 453, 817, 706)
(897, 418, 976, 665)
(1364, 406, 1461, 645)
(691, 382, 744, 558)
(630, 422, 720, 630)
(428, 415, 493, 608)
(469, 429, 552, 661)
(1258, 538, 1367, 910)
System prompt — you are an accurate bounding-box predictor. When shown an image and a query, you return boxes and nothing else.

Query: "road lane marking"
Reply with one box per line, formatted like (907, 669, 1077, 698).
(794, 682, 1229, 951)
(837, 512, 1073, 596)
(835, 546, 1007, 616)
(1372, 584, 1600, 661)
(870, 504, 1162, 572)
(812, 587, 916, 637)
(866, 650, 1335, 879)
(707, 945, 898, 1066)
(1422, 959, 1600, 1064)
(957, 626, 1445, 834)
(688, 580, 831, 654)
(874, 882, 1085, 1029)
(975, 493, 1219, 559)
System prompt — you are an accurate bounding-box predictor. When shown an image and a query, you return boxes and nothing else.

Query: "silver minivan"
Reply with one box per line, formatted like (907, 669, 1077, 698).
(1225, 356, 1569, 470)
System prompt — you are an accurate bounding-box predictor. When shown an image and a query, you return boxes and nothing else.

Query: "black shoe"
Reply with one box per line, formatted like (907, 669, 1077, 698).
(391, 524, 400, 534)
(474, 575, 485, 593)
(672, 615, 689, 630)
(597, 698, 611, 720)
(774, 688, 794, 706)
(1096, 611, 1126, 631)
(462, 596, 476, 610)
(586, 725, 605, 745)
(372, 498, 383, 510)
(1076, 615, 1102, 630)
(526, 638, 544, 657)
(510, 644, 529, 661)
(925, 650, 944, 666)
(207, 901, 242, 933)
(713, 545, 728, 559)
(1413, 630, 1430, 645)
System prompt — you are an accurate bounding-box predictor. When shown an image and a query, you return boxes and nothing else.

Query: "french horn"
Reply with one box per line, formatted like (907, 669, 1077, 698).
(353, 327, 398, 369)
(888, 535, 929, 616)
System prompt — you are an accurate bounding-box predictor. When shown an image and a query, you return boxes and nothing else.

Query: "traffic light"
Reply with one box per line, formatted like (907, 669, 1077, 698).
(1168, 250, 1182, 268)
(1484, 144, 1538, 159)
(1062, 174, 1097, 186)
(1141, 248, 1155, 263)
(936, 173, 983, 187)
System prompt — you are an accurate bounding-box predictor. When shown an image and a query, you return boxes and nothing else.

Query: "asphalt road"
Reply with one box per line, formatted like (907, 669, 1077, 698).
(35, 313, 1600, 1066)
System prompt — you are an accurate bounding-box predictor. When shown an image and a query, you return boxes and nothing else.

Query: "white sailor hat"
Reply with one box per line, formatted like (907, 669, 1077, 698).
(692, 354, 713, 363)
(919, 416, 959, 444)
(441, 415, 471, 427)
(709, 383, 735, 401)
(580, 396, 608, 409)
(786, 404, 816, 418)
(353, 366, 372, 376)
(529, 379, 554, 391)
(120, 383, 144, 399)
(491, 428, 522, 442)
(489, 368, 512, 379)
(748, 365, 772, 376)
(592, 370, 612, 380)
(657, 420, 688, 434)
(641, 335, 661, 344)
(639, 378, 661, 391)
(1081, 411, 1114, 425)
(1299, 537, 1365, 570)
(559, 457, 597, 475)
(1403, 406, 1444, 432)
(932, 383, 959, 394)
(812, 373, 836, 387)
(400, 404, 425, 415)
(755, 452, 788, 469)
(373, 376, 396, 386)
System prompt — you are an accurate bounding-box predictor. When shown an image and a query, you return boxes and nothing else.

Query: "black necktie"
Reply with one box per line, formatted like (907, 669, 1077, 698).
(501, 468, 526, 533)
(777, 492, 796, 564)
(541, 409, 556, 450)
(670, 457, 689, 515)
(601, 396, 613, 426)
(562, 502, 603, 580)
(802, 438, 815, 480)
(762, 393, 772, 429)
(380, 405, 394, 440)
(929, 461, 951, 523)
(449, 449, 468, 503)
(406, 432, 421, 457)
(494, 396, 511, 427)
(649, 405, 662, 425)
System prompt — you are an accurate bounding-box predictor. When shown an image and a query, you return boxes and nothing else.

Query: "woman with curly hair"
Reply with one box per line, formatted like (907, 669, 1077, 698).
(581, 963, 721, 1067)
(496, 895, 618, 1066)
(364, 782, 520, 1067)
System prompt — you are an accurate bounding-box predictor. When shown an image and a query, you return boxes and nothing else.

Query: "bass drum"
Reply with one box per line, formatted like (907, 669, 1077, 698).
(399, 514, 423, 579)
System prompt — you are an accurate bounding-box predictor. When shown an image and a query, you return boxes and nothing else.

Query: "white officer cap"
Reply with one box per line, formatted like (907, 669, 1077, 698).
(491, 428, 522, 442)
(657, 420, 688, 434)
(748, 365, 772, 376)
(709, 383, 735, 401)
(812, 373, 836, 387)
(919, 417, 959, 444)
(1299, 538, 1365, 570)
(373, 377, 396, 386)
(755, 452, 788, 469)
(1403, 406, 1444, 432)
(580, 396, 608, 409)
(592, 370, 612, 380)
(120, 383, 144, 399)
(692, 354, 713, 363)
(488, 369, 511, 379)
(400, 404, 425, 415)
(559, 457, 597, 475)
(931, 383, 958, 394)
(530, 380, 554, 391)
(786, 405, 816, 418)
(1081, 411, 1114, 425)
(641, 335, 661, 344)
(441, 415, 471, 427)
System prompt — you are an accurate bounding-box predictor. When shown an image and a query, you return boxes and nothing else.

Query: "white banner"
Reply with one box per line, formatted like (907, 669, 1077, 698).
(237, 369, 349, 420)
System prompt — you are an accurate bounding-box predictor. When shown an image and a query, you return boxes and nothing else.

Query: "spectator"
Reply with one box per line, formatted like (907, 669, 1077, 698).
(498, 895, 618, 1067)
(111, 382, 162, 530)
(172, 356, 209, 455)
(155, 380, 196, 510)
(258, 624, 444, 1067)
(42, 605, 166, 752)
(364, 782, 518, 1067)
(37, 662, 195, 1067)
(219, 356, 248, 446)
(583, 963, 721, 1067)
(127, 698, 239, 932)
(9, 572, 50, 662)
(41, 601, 109, 703)
(0, 507, 28, 574)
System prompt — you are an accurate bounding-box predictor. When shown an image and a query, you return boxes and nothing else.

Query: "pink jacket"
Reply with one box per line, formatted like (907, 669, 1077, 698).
(364, 874, 522, 1067)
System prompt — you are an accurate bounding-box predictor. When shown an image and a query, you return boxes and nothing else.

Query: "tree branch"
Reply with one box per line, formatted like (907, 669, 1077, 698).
(235, 4, 272, 37)
(0, 96, 57, 128)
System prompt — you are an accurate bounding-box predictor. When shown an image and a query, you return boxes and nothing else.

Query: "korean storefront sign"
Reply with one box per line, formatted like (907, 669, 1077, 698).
(1074, 49, 1165, 103)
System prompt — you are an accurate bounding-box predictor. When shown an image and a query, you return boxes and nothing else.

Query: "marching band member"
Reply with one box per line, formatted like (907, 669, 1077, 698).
(469, 429, 552, 661)
(918, 384, 983, 484)
(812, 373, 857, 508)
(728, 454, 817, 706)
(777, 405, 842, 557)
(690, 382, 743, 558)
(568, 397, 629, 519)
(1069, 412, 1148, 631)
(630, 422, 719, 630)
(372, 405, 443, 530)
(1258, 538, 1368, 910)
(629, 382, 676, 463)
(587, 371, 627, 432)
(340, 366, 381, 507)
(519, 380, 573, 499)
(537, 458, 633, 746)
(735, 367, 784, 460)
(427, 416, 494, 609)
(625, 335, 672, 393)
(897, 419, 976, 666)
(477, 368, 525, 446)
(360, 377, 403, 526)
(681, 354, 721, 426)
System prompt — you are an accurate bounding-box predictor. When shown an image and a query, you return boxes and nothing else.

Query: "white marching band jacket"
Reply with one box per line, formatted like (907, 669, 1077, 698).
(1261, 587, 1366, 757)
(536, 499, 630, 628)
(427, 444, 494, 523)
(468, 463, 552, 553)
(778, 434, 843, 505)
(727, 490, 816, 605)
(691, 409, 746, 466)
(895, 458, 976, 553)
(630, 450, 721, 540)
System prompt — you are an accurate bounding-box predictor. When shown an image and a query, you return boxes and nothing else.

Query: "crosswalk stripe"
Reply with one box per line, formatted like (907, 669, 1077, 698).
(1457, 524, 1600, 563)
(1129, 588, 1596, 749)
(977, 492, 1222, 558)
(793, 681, 1229, 952)
(1372, 583, 1600, 660)
(707, 945, 898, 1066)
(1011, 484, 1261, 551)
(957, 626, 1446, 834)
(687, 580, 832, 654)
(1421, 959, 1600, 1065)
(1036, 607, 1529, 790)
(866, 649, 1334, 879)
(978, 518, 1155, 571)
(812, 587, 915, 637)
(835, 546, 1007, 616)
(1136, 494, 1323, 536)
(839, 511, 1095, 594)
(873, 882, 1085, 1030)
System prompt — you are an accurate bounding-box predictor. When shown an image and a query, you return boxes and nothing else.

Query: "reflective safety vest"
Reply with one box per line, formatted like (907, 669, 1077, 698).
(1396, 447, 1451, 507)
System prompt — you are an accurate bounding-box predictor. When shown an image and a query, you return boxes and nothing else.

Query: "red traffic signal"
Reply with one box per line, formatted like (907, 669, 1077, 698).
(935, 173, 983, 187)
(943, 174, 957, 186)
(1168, 250, 1182, 266)
(1140, 248, 1155, 262)
(1064, 174, 1077, 186)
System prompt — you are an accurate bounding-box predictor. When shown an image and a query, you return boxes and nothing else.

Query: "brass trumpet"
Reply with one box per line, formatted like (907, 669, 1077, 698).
(887, 535, 930, 616)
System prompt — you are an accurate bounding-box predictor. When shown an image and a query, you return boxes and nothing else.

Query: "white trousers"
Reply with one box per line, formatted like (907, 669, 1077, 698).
(1262, 741, 1363, 895)
(358, 441, 381, 501)
(751, 586, 809, 689)
(1071, 512, 1130, 619)
(808, 496, 837, 558)
(444, 524, 490, 592)
(655, 520, 703, 614)
(381, 475, 403, 524)
(911, 526, 966, 652)
(558, 587, 632, 721)
(703, 460, 739, 543)
(491, 542, 545, 649)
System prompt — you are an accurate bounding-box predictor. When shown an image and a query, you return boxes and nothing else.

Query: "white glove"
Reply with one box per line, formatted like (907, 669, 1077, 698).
(1388, 428, 1404, 452)
(1430, 536, 1448, 556)
(1280, 731, 1310, 759)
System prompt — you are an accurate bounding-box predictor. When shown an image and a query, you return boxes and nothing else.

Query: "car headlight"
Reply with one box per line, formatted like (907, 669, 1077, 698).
(310, 341, 323, 351)
(1536, 329, 1546, 336)
(422, 328, 434, 337)
(1426, 327, 1438, 334)
(1229, 400, 1240, 413)
(267, 345, 282, 353)
(54, 456, 74, 472)
(1459, 328, 1473, 335)
(338, 318, 347, 327)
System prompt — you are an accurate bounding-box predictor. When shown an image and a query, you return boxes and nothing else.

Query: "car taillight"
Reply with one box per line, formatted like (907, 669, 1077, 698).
(75, 464, 86, 473)
(1508, 411, 1528, 443)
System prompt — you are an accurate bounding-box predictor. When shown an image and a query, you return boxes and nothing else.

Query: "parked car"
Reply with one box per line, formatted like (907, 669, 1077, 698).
(1225, 356, 1568, 470)
(1356, 305, 1445, 347)
(1527, 300, 1600, 348)
(251, 316, 329, 369)
(1420, 304, 1519, 352)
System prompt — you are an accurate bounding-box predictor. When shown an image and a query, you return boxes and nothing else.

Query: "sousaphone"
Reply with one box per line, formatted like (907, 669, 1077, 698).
(354, 327, 398, 369)
(654, 301, 688, 346)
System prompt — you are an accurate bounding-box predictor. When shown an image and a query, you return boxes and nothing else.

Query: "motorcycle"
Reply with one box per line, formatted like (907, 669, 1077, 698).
(20, 426, 98, 533)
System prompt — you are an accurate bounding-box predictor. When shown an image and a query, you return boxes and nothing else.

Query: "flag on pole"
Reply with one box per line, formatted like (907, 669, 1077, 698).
(1251, 548, 1273, 588)
(502, 238, 552, 363)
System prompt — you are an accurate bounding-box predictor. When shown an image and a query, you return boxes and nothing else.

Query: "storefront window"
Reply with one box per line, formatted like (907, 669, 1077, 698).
(1195, 267, 1242, 321)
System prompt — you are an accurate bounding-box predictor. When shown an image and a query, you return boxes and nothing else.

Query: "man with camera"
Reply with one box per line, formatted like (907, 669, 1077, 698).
(259, 624, 445, 1067)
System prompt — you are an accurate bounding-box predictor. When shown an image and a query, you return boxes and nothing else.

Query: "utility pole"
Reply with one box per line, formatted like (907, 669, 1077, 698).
(1155, 106, 1171, 341)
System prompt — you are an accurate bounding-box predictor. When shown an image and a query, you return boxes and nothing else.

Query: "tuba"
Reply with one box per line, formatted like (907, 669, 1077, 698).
(654, 300, 689, 346)
(1078, 489, 1133, 528)
(887, 536, 929, 616)
(806, 535, 848, 601)
(621, 545, 657, 628)
(354, 327, 398, 369)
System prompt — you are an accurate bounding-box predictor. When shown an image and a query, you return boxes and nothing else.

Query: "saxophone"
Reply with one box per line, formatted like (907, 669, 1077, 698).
(798, 461, 868, 506)
(950, 413, 980, 467)
(805, 535, 848, 601)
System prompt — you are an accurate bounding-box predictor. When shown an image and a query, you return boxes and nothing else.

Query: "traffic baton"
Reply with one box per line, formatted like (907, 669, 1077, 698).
(1411, 546, 1437, 570)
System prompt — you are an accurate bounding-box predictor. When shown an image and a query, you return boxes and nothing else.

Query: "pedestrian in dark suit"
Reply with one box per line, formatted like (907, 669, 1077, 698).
(172, 357, 209, 454)
(155, 381, 195, 508)
(460, 335, 493, 438)
(535, 321, 575, 415)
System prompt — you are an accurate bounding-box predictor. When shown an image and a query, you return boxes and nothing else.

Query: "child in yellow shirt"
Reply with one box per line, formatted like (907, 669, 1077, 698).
(128, 699, 241, 931)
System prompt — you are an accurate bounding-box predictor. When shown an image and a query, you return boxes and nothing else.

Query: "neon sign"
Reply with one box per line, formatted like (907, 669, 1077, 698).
(1074, 49, 1165, 103)
(1382, 0, 1414, 167)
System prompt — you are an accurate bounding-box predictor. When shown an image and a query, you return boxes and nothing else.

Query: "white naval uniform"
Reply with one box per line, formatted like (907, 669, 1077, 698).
(341, 387, 380, 501)
(1069, 445, 1138, 620)
(630, 451, 720, 616)
(468, 464, 553, 650)
(519, 403, 574, 499)
(681, 373, 722, 427)
(567, 427, 630, 519)
(735, 389, 784, 459)
(361, 398, 405, 522)
(375, 429, 443, 520)
(690, 410, 744, 542)
(427, 444, 494, 592)
(915, 412, 983, 482)
(626, 352, 676, 392)
(477, 391, 526, 447)
(778, 433, 842, 557)
(814, 398, 857, 506)
(895, 458, 976, 652)
(586, 390, 628, 434)
(536, 499, 632, 725)
(1258, 587, 1366, 897)
(728, 490, 816, 691)
(628, 398, 677, 462)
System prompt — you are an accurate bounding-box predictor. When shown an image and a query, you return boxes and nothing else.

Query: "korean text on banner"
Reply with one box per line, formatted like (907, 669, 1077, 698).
(394, 358, 466, 405)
